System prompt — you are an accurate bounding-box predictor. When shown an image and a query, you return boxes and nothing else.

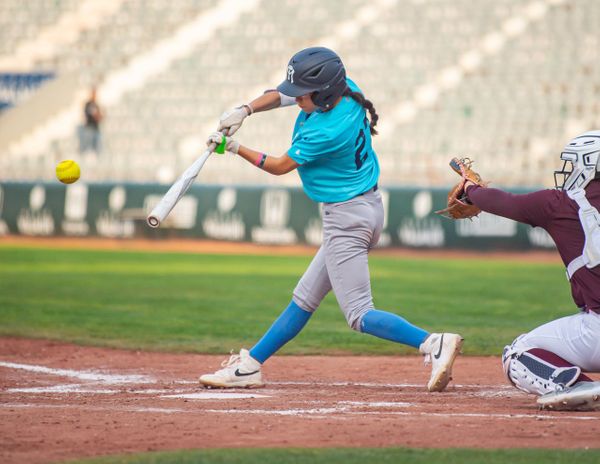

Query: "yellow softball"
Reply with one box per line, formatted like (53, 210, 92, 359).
(55, 160, 81, 184)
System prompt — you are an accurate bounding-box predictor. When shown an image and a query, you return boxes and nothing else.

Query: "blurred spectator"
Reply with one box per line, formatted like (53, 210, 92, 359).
(79, 87, 103, 155)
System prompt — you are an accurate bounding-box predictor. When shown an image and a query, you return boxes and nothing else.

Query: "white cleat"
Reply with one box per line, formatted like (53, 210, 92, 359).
(537, 381, 600, 411)
(420, 333, 464, 392)
(199, 348, 264, 389)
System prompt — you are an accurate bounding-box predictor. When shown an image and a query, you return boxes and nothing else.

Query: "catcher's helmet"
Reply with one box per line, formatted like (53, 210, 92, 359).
(554, 130, 600, 191)
(277, 46, 348, 110)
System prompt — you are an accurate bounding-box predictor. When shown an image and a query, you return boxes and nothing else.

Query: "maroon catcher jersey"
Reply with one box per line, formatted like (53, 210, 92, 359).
(467, 182, 600, 312)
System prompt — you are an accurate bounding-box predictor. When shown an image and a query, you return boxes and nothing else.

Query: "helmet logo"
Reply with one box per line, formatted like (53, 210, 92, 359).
(287, 65, 295, 84)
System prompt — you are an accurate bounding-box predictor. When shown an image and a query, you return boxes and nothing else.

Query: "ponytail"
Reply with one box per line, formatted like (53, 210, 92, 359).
(343, 89, 379, 136)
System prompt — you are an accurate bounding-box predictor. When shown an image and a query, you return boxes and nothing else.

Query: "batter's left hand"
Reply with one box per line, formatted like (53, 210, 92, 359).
(206, 131, 240, 154)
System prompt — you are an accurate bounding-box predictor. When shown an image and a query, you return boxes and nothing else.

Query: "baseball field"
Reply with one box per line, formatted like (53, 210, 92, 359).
(1, 238, 599, 463)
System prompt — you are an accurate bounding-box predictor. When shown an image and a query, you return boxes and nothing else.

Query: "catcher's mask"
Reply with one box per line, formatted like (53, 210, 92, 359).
(554, 130, 600, 191)
(277, 46, 348, 111)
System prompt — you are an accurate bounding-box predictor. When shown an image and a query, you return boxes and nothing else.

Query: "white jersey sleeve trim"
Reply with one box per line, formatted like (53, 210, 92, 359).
(566, 255, 587, 280)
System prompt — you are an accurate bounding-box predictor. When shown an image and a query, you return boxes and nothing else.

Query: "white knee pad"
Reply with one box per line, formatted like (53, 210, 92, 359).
(502, 345, 581, 395)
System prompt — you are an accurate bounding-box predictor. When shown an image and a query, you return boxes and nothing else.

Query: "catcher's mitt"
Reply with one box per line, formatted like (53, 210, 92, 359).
(436, 157, 486, 219)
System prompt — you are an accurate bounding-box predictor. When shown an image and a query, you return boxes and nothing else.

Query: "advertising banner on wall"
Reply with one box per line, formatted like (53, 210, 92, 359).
(0, 181, 556, 251)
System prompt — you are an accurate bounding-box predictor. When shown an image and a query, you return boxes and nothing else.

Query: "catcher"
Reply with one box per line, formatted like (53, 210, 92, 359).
(438, 130, 600, 411)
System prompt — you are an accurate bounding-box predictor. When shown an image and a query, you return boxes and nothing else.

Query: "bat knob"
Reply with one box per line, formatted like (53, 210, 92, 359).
(146, 216, 160, 228)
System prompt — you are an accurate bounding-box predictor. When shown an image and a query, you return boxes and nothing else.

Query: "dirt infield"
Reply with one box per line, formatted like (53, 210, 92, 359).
(0, 238, 584, 463)
(1, 338, 599, 464)
(0, 235, 563, 263)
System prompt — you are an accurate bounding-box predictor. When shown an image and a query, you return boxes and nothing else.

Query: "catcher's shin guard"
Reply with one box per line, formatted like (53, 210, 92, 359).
(502, 346, 581, 395)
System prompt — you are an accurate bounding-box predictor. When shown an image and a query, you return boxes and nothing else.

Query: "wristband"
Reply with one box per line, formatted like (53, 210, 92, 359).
(255, 153, 267, 168)
(243, 104, 254, 115)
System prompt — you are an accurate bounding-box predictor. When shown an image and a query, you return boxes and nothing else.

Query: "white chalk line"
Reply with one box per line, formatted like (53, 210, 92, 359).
(177, 380, 507, 388)
(338, 401, 414, 408)
(0, 403, 189, 414)
(4, 385, 270, 400)
(0, 361, 153, 384)
(7, 384, 120, 394)
(2, 402, 597, 421)
(270, 380, 513, 389)
(206, 408, 600, 421)
(2, 383, 512, 398)
(1, 361, 512, 391)
(162, 392, 271, 399)
(0, 361, 268, 399)
(4, 360, 590, 421)
(474, 389, 522, 398)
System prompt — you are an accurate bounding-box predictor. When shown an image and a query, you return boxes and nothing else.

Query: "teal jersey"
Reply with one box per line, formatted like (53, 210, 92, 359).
(287, 78, 380, 203)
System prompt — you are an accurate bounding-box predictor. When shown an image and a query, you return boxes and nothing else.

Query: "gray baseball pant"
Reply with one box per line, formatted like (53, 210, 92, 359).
(292, 188, 384, 330)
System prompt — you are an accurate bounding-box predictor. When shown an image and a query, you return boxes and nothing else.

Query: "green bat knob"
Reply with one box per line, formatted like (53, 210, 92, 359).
(215, 135, 227, 154)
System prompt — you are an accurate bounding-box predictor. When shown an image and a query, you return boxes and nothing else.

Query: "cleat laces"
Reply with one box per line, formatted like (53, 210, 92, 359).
(215, 350, 241, 374)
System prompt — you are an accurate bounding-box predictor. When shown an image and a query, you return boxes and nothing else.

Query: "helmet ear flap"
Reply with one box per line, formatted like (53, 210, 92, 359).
(309, 91, 319, 106)
(311, 89, 336, 109)
(311, 77, 348, 110)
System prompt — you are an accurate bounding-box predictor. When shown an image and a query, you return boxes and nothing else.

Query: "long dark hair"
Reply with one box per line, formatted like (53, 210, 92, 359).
(343, 89, 379, 136)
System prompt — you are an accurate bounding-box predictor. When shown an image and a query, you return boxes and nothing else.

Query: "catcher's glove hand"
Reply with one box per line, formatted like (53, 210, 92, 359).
(436, 157, 486, 220)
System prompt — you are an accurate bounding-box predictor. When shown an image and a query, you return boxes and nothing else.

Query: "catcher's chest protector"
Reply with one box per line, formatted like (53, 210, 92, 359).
(566, 188, 600, 280)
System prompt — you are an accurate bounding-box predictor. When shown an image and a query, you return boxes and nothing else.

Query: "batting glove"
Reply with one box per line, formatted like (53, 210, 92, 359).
(206, 131, 240, 154)
(217, 105, 251, 136)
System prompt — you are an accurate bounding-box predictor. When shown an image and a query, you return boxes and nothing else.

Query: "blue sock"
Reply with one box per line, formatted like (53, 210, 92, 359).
(360, 309, 429, 348)
(250, 300, 312, 363)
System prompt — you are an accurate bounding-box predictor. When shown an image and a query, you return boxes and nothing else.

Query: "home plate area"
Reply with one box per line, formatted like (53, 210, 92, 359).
(1, 338, 599, 464)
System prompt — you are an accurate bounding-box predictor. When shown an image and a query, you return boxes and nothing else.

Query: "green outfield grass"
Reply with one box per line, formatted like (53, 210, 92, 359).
(68, 448, 600, 464)
(0, 245, 573, 356)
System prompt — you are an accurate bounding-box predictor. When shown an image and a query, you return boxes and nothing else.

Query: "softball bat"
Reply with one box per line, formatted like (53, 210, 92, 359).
(146, 143, 216, 228)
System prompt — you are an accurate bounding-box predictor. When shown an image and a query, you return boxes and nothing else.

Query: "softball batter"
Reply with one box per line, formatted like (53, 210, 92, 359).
(199, 47, 463, 392)
(463, 131, 600, 410)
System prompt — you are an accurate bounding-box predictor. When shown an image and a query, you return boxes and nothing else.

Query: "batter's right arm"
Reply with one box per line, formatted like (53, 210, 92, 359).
(247, 90, 290, 112)
(218, 91, 292, 135)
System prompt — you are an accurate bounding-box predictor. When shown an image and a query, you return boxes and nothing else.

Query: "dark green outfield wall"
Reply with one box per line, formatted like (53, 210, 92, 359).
(0, 181, 556, 251)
